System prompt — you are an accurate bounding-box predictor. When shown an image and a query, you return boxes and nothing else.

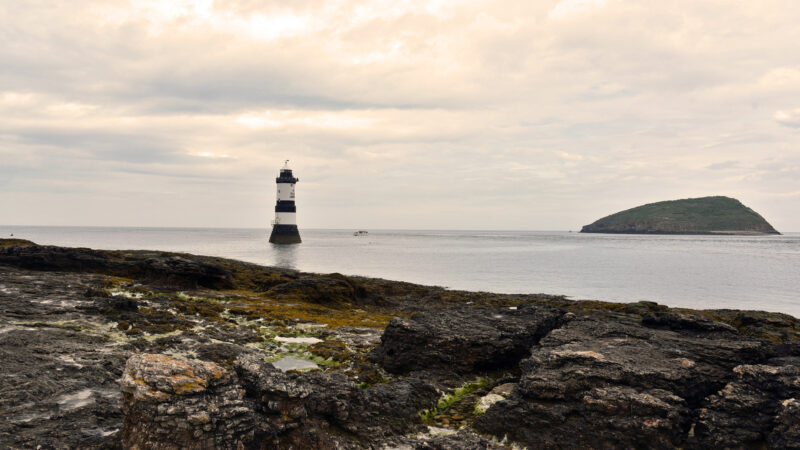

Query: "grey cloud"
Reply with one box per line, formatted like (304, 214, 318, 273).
(706, 161, 740, 170)
(6, 128, 182, 164)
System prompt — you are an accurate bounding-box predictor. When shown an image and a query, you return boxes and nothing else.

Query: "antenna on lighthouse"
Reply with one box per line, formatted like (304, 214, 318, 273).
(268, 162, 301, 244)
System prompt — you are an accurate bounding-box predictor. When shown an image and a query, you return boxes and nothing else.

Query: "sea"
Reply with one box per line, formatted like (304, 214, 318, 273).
(4, 226, 800, 318)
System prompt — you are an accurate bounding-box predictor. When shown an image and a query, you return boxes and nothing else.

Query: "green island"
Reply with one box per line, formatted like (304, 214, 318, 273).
(581, 196, 780, 235)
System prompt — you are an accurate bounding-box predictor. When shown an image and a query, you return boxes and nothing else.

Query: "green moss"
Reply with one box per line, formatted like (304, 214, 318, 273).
(308, 340, 352, 362)
(169, 296, 226, 322)
(419, 377, 489, 423)
(306, 353, 341, 367)
(224, 295, 395, 329)
(0, 238, 36, 247)
(689, 309, 800, 343)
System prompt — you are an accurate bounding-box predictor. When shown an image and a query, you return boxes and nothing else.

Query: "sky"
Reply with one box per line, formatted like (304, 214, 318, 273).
(2, 0, 799, 231)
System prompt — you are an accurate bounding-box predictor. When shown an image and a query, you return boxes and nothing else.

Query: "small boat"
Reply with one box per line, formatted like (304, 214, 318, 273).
(353, 230, 369, 236)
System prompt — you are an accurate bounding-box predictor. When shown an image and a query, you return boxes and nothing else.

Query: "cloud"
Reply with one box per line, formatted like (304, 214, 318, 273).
(1, 0, 800, 230)
(775, 109, 800, 128)
(705, 161, 740, 171)
(548, 0, 610, 21)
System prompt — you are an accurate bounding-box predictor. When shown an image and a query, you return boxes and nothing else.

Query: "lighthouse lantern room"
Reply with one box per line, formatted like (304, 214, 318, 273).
(269, 160, 301, 244)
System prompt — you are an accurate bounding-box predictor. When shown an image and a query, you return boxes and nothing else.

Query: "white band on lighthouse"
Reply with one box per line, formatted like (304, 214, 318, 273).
(276, 183, 295, 201)
(273, 212, 296, 225)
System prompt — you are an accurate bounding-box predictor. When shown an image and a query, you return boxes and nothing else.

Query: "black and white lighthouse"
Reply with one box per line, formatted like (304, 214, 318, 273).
(268, 161, 301, 244)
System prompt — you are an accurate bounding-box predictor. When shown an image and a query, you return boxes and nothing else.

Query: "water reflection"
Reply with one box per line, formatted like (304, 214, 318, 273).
(270, 243, 298, 270)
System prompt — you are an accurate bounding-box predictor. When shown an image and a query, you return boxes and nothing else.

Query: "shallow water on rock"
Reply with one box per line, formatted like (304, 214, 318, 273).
(57, 389, 95, 410)
(0, 325, 37, 334)
(274, 336, 323, 344)
(10, 411, 52, 424)
(55, 387, 119, 411)
(271, 356, 319, 371)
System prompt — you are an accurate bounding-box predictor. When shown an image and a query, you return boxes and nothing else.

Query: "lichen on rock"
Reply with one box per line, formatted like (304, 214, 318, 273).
(120, 354, 258, 449)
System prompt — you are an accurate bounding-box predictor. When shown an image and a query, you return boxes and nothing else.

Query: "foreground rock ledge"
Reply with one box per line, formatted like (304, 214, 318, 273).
(121, 354, 257, 449)
(120, 353, 447, 449)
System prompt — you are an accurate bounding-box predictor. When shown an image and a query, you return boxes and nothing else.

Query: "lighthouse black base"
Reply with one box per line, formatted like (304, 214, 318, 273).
(269, 224, 301, 244)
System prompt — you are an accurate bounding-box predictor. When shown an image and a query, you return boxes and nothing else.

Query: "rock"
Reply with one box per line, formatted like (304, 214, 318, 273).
(92, 296, 139, 312)
(234, 354, 438, 447)
(474, 393, 504, 414)
(266, 276, 356, 303)
(489, 383, 515, 396)
(475, 384, 515, 415)
(120, 354, 258, 449)
(84, 287, 110, 298)
(4, 242, 800, 449)
(137, 256, 233, 290)
(774, 398, 800, 449)
(410, 430, 501, 449)
(474, 317, 769, 448)
(382, 429, 505, 449)
(370, 304, 565, 375)
(694, 358, 800, 448)
(641, 311, 737, 333)
(0, 245, 234, 289)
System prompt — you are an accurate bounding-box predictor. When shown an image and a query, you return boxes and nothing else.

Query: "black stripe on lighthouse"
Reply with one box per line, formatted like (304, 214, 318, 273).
(275, 202, 296, 213)
(269, 162, 301, 244)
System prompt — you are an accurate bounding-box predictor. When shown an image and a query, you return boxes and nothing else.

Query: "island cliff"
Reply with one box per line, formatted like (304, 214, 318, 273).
(581, 196, 780, 235)
(1, 239, 799, 449)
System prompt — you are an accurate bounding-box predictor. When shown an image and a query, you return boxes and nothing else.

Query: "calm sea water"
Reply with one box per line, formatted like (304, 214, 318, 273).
(4, 226, 799, 317)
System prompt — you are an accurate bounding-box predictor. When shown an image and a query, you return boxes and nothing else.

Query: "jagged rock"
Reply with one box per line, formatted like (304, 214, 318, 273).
(474, 317, 769, 448)
(774, 398, 800, 449)
(370, 305, 566, 375)
(120, 354, 258, 449)
(694, 358, 800, 448)
(234, 354, 438, 448)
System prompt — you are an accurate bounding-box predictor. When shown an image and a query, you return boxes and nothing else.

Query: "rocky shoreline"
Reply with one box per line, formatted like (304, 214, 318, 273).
(1, 239, 799, 449)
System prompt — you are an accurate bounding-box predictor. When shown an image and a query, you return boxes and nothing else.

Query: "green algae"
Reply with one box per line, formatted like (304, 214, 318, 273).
(419, 377, 490, 423)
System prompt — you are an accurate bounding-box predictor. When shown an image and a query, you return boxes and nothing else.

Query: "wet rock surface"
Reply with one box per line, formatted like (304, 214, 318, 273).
(473, 317, 782, 448)
(2, 240, 800, 449)
(371, 305, 565, 376)
(0, 267, 126, 449)
(695, 358, 800, 448)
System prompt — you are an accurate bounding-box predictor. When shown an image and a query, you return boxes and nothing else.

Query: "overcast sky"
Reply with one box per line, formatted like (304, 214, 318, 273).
(2, 0, 799, 231)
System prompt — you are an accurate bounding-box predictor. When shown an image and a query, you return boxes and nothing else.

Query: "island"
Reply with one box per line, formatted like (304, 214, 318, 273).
(1, 239, 799, 449)
(581, 196, 780, 235)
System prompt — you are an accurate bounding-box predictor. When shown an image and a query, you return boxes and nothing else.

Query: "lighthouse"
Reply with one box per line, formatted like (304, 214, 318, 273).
(268, 161, 301, 244)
